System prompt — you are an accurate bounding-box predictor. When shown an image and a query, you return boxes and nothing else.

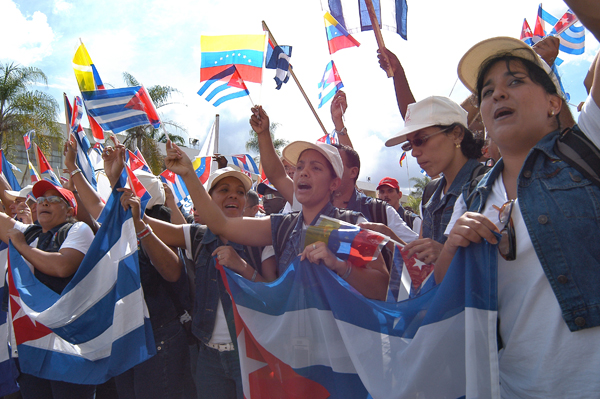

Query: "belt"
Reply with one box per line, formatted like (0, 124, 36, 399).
(205, 342, 235, 352)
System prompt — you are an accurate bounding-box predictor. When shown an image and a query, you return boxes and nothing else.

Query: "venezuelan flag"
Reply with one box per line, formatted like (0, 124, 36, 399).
(192, 156, 212, 185)
(200, 35, 265, 84)
(324, 12, 360, 54)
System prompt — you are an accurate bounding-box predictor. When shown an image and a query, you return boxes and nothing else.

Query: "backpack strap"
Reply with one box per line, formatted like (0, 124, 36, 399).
(555, 126, 600, 187)
(421, 178, 443, 207)
(367, 199, 388, 225)
(275, 211, 302, 261)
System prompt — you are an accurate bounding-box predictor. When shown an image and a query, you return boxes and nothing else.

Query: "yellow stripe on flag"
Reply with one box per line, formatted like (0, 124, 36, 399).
(73, 42, 96, 92)
(200, 34, 265, 53)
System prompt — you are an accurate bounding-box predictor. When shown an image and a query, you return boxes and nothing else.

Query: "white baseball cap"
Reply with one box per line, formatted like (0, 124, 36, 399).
(206, 167, 253, 193)
(133, 170, 165, 209)
(282, 141, 344, 179)
(385, 96, 468, 147)
(5, 185, 33, 201)
(457, 36, 563, 97)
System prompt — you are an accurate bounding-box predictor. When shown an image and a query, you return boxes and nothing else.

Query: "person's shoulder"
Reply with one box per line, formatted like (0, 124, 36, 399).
(69, 221, 93, 235)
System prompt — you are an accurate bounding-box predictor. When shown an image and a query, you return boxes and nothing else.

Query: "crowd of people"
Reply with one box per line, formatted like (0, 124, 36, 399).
(2, 1, 600, 397)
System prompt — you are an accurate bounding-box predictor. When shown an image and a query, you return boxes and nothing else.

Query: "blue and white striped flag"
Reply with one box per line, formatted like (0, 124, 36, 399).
(7, 183, 156, 384)
(0, 242, 19, 397)
(318, 60, 344, 109)
(70, 96, 98, 190)
(265, 43, 292, 90)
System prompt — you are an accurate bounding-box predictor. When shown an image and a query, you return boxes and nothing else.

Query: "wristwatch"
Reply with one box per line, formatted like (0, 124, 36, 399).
(333, 126, 347, 136)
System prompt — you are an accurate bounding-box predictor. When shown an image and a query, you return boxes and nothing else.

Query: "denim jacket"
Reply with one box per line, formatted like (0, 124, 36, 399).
(467, 127, 600, 332)
(189, 226, 246, 344)
(422, 158, 482, 243)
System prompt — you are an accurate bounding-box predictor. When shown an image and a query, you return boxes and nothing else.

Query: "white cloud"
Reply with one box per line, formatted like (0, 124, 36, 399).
(53, 0, 73, 14)
(0, 0, 54, 65)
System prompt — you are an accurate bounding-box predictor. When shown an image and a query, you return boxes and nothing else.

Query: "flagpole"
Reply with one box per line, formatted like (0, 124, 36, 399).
(262, 21, 328, 136)
(363, 0, 394, 78)
(214, 114, 219, 154)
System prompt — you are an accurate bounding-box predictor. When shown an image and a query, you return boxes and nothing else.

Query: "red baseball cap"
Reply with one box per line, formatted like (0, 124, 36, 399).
(32, 180, 78, 214)
(377, 177, 399, 190)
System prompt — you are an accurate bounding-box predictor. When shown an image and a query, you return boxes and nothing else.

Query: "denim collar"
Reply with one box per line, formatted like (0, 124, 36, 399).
(447, 158, 483, 197)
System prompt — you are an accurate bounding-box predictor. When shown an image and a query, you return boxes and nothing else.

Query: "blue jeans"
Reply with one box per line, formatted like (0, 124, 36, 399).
(195, 344, 243, 399)
(17, 372, 95, 399)
(115, 319, 196, 399)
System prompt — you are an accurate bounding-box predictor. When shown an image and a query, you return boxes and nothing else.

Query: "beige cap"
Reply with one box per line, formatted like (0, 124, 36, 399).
(5, 185, 33, 201)
(385, 96, 468, 147)
(133, 170, 166, 209)
(457, 36, 562, 96)
(206, 167, 253, 193)
(282, 141, 343, 179)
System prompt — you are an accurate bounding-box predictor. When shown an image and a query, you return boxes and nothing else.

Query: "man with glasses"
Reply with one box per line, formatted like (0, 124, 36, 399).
(257, 182, 286, 216)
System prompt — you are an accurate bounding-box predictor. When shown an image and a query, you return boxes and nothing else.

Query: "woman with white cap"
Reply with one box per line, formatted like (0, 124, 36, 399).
(160, 135, 389, 302)
(385, 96, 485, 265)
(437, 36, 600, 397)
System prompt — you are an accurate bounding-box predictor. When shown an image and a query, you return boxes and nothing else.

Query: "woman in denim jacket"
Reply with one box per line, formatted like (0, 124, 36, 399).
(436, 37, 600, 398)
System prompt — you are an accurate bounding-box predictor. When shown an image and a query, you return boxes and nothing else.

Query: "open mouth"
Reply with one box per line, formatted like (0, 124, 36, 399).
(297, 183, 312, 191)
(494, 108, 514, 120)
(224, 204, 239, 209)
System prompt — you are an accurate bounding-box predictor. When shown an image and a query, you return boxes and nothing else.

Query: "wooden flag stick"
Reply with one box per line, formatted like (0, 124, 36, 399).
(364, 0, 394, 78)
(262, 21, 328, 136)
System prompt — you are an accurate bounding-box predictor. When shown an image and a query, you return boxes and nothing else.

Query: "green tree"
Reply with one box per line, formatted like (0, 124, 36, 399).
(0, 62, 61, 156)
(403, 195, 423, 216)
(121, 72, 186, 174)
(246, 122, 288, 158)
(409, 176, 432, 198)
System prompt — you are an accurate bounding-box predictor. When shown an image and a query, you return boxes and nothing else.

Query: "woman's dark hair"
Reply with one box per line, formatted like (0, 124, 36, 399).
(476, 54, 558, 104)
(439, 123, 484, 160)
(475, 54, 561, 129)
(298, 149, 338, 179)
(145, 204, 172, 223)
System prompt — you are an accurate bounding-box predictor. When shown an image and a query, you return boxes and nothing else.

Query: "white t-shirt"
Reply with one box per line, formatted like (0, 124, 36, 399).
(386, 204, 418, 243)
(446, 176, 600, 398)
(578, 94, 600, 150)
(14, 220, 94, 255)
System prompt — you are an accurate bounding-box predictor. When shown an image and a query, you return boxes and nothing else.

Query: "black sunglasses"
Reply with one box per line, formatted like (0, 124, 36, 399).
(493, 200, 516, 261)
(401, 128, 450, 152)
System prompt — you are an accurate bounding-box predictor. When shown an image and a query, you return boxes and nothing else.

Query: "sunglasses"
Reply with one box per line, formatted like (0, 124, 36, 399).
(401, 128, 450, 152)
(493, 200, 516, 261)
(263, 194, 283, 200)
(36, 195, 68, 206)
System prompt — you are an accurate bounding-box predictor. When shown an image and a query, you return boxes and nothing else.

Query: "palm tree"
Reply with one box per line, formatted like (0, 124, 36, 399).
(0, 62, 61, 155)
(409, 176, 432, 198)
(246, 122, 288, 157)
(121, 72, 186, 174)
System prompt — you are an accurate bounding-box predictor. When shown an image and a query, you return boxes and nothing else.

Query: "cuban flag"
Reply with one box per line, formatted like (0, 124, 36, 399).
(7, 180, 156, 384)
(0, 242, 19, 397)
(219, 235, 500, 398)
(318, 61, 344, 109)
(325, 0, 408, 40)
(89, 143, 104, 172)
(134, 149, 152, 173)
(198, 65, 251, 107)
(265, 39, 292, 90)
(520, 18, 534, 46)
(387, 244, 435, 302)
(33, 144, 61, 187)
(538, 6, 585, 55)
(0, 150, 21, 191)
(317, 131, 338, 145)
(23, 130, 35, 151)
(81, 86, 161, 134)
(66, 95, 98, 191)
(229, 154, 259, 175)
(160, 170, 193, 214)
(127, 150, 151, 173)
(192, 156, 212, 185)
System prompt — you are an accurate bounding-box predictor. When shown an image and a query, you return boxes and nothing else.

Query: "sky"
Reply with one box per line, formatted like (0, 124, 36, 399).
(1, 0, 598, 194)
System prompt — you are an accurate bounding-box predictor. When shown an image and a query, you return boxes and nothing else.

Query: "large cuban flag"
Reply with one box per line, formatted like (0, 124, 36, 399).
(0, 242, 19, 397)
(6, 182, 156, 384)
(81, 86, 161, 134)
(220, 238, 500, 398)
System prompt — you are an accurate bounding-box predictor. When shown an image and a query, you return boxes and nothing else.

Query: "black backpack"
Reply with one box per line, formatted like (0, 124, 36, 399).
(555, 125, 600, 187)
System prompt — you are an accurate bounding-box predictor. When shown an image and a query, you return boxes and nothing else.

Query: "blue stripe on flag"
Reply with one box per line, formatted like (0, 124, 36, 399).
(200, 49, 264, 68)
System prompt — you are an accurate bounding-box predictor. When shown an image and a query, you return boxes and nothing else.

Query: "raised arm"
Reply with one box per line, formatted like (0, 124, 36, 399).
(330, 91, 353, 148)
(249, 106, 294, 204)
(164, 140, 273, 248)
(63, 138, 105, 219)
(377, 47, 416, 119)
(0, 175, 14, 214)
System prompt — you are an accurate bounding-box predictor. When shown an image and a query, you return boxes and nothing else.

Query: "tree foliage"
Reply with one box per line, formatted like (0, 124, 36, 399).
(121, 72, 186, 174)
(0, 62, 61, 158)
(409, 176, 432, 198)
(246, 122, 288, 159)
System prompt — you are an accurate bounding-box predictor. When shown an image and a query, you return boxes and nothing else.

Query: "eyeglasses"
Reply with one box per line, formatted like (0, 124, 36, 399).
(401, 128, 450, 152)
(36, 196, 68, 206)
(493, 200, 516, 261)
(263, 194, 283, 200)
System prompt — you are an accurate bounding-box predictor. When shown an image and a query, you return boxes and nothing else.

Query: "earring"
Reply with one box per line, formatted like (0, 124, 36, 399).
(455, 143, 461, 148)
(550, 110, 555, 116)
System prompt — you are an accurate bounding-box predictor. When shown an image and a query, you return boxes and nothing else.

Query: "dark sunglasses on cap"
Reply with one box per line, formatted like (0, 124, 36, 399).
(401, 127, 450, 152)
